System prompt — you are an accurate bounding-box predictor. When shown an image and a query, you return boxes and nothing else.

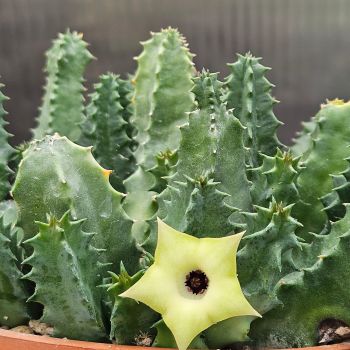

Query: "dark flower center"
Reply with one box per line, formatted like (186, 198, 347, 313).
(185, 270, 209, 295)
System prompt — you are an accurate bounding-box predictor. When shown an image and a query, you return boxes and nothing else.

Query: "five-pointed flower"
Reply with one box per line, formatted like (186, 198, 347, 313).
(120, 218, 260, 350)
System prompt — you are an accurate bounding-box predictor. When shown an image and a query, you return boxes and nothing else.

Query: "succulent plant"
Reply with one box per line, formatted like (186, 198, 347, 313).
(1, 27, 350, 350)
(106, 262, 158, 345)
(224, 53, 282, 168)
(130, 27, 195, 172)
(80, 73, 136, 192)
(293, 101, 350, 237)
(12, 135, 140, 273)
(0, 86, 29, 327)
(0, 200, 29, 327)
(32, 30, 94, 141)
(23, 211, 108, 341)
(0, 84, 15, 201)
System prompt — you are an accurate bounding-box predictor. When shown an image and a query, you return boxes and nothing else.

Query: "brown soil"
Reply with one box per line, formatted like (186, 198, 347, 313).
(318, 319, 350, 345)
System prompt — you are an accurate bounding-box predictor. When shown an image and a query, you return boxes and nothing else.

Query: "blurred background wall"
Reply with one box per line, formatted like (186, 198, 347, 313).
(0, 0, 349, 145)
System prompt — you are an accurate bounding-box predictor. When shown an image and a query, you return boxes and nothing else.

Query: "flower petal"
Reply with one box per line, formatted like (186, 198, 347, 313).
(120, 219, 260, 350)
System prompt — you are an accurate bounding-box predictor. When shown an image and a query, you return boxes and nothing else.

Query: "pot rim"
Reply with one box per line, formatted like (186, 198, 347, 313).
(0, 329, 349, 350)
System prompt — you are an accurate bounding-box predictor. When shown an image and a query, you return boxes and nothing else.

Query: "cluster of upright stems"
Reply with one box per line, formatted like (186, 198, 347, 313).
(1, 28, 350, 349)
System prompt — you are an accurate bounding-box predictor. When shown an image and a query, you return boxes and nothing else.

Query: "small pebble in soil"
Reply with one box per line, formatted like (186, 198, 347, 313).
(134, 331, 153, 346)
(28, 319, 54, 336)
(335, 326, 350, 338)
(10, 326, 34, 334)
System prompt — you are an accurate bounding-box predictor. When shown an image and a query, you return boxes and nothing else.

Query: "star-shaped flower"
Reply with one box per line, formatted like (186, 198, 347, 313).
(120, 218, 260, 350)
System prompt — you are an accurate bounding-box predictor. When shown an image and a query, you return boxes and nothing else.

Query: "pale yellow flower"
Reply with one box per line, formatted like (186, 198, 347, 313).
(120, 218, 260, 350)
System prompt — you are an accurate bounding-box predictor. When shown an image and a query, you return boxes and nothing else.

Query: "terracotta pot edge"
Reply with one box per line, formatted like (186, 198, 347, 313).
(0, 329, 349, 350)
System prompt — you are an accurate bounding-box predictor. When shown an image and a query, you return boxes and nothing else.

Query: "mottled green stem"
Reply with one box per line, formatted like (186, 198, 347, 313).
(106, 262, 158, 344)
(131, 28, 195, 170)
(224, 53, 282, 168)
(24, 212, 108, 341)
(250, 205, 350, 348)
(294, 100, 350, 237)
(32, 30, 93, 141)
(12, 135, 140, 274)
(80, 73, 136, 192)
(0, 202, 29, 327)
(0, 83, 15, 200)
